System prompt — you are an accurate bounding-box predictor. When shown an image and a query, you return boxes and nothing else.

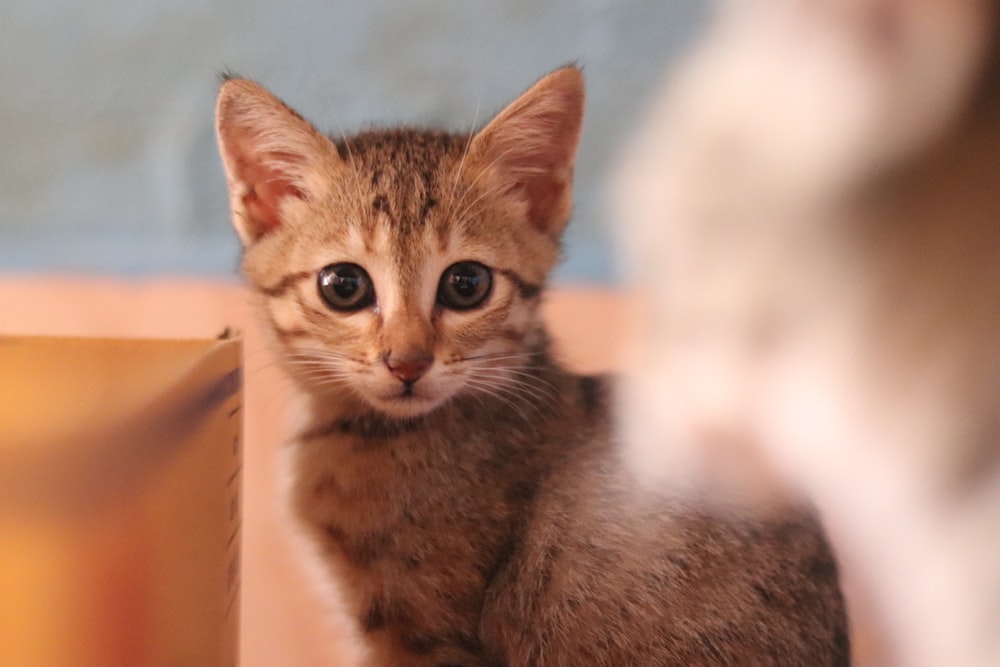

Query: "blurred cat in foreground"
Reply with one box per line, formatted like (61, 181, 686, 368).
(616, 1, 999, 665)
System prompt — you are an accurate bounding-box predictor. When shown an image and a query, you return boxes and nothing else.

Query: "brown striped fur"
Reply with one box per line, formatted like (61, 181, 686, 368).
(216, 67, 848, 666)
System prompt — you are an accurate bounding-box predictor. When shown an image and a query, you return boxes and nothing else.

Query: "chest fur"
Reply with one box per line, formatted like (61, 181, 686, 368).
(290, 424, 535, 665)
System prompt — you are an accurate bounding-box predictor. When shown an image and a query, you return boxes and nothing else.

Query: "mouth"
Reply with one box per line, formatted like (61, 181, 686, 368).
(369, 383, 443, 418)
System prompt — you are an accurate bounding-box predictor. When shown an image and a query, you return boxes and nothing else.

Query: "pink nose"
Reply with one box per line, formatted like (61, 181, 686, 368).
(385, 354, 433, 383)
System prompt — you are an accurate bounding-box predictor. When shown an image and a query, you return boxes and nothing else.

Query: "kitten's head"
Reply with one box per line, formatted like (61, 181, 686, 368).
(215, 68, 584, 418)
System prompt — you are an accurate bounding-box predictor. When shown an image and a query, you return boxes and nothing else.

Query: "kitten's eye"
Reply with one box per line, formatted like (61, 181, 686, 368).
(437, 262, 492, 310)
(317, 263, 374, 311)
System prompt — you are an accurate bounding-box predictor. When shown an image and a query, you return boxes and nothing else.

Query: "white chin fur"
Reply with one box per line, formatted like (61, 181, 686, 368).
(366, 391, 449, 419)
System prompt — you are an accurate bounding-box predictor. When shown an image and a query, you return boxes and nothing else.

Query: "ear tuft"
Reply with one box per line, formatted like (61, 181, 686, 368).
(215, 79, 339, 245)
(469, 66, 585, 237)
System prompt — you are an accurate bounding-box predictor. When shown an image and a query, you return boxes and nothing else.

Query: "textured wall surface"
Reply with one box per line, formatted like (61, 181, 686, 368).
(0, 0, 704, 283)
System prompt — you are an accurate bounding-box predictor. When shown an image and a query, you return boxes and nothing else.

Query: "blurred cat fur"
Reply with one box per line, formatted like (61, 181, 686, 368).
(616, 1, 1000, 665)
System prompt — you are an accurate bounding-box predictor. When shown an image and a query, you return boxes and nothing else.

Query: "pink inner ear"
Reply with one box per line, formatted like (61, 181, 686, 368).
(236, 152, 306, 236)
(244, 179, 303, 236)
(524, 176, 569, 232)
(501, 176, 568, 232)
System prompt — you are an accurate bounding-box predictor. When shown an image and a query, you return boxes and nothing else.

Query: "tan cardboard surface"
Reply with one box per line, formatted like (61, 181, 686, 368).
(0, 331, 242, 667)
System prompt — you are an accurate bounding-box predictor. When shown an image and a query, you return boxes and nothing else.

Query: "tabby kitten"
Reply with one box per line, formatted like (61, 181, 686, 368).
(216, 67, 848, 666)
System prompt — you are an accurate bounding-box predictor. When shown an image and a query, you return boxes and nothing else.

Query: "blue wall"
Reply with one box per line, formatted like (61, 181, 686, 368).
(0, 0, 704, 284)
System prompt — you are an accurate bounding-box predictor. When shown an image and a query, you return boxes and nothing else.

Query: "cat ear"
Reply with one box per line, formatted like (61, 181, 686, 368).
(215, 78, 341, 245)
(468, 66, 585, 238)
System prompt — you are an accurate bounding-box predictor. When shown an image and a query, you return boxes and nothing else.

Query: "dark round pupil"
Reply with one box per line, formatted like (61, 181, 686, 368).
(450, 270, 480, 297)
(333, 273, 360, 298)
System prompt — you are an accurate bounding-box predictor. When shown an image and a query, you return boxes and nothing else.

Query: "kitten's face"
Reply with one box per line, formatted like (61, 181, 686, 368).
(216, 70, 584, 418)
(240, 132, 551, 418)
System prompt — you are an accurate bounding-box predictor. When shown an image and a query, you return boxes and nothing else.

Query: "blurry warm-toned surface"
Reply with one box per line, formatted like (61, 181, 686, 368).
(0, 334, 241, 666)
(0, 275, 629, 667)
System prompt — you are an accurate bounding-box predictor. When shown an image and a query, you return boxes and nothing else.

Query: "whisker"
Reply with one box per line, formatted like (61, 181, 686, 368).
(473, 379, 551, 424)
(317, 101, 371, 232)
(445, 95, 482, 216)
(466, 366, 561, 410)
(447, 144, 531, 228)
(472, 380, 556, 419)
(462, 369, 557, 414)
(488, 367, 561, 396)
(450, 186, 504, 232)
(282, 347, 368, 363)
(448, 350, 545, 364)
(463, 377, 534, 424)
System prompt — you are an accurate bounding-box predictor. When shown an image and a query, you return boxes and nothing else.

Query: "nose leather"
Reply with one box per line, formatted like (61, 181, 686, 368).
(385, 354, 433, 383)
